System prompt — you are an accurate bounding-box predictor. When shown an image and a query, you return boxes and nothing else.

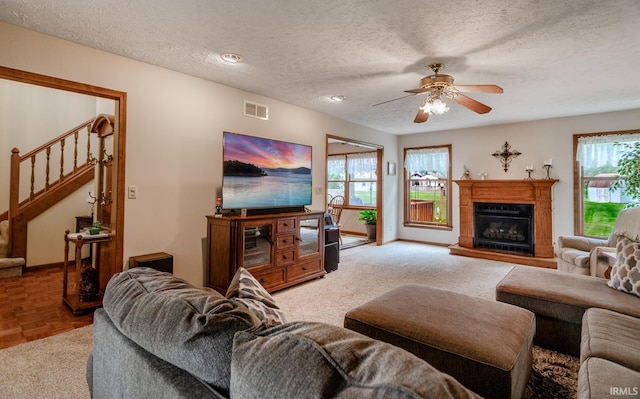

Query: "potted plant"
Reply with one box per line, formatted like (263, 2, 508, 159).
(358, 210, 377, 240)
(611, 141, 640, 208)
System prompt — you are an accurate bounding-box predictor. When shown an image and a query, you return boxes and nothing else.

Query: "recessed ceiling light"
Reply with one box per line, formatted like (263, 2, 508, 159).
(330, 95, 346, 102)
(220, 53, 243, 63)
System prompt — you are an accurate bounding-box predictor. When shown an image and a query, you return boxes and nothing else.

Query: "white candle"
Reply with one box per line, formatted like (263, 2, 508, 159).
(544, 158, 553, 166)
(526, 164, 533, 170)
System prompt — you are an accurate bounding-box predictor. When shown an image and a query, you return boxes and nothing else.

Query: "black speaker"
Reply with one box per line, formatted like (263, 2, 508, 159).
(324, 242, 339, 272)
(325, 228, 340, 245)
(129, 252, 173, 274)
(324, 228, 340, 272)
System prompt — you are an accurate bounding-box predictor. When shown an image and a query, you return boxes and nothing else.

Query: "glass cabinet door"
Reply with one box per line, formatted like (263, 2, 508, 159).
(298, 215, 320, 258)
(240, 221, 273, 269)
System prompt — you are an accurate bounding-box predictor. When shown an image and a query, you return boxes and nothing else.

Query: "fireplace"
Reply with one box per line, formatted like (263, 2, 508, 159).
(473, 202, 534, 256)
(451, 179, 558, 268)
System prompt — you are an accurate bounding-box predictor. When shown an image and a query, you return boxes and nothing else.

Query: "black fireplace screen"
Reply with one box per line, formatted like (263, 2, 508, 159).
(473, 202, 534, 256)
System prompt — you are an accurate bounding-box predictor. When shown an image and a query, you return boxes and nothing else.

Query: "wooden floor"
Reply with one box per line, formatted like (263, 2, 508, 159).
(0, 265, 93, 349)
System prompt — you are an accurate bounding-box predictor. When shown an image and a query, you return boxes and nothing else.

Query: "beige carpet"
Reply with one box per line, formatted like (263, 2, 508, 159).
(0, 241, 578, 398)
(0, 324, 93, 399)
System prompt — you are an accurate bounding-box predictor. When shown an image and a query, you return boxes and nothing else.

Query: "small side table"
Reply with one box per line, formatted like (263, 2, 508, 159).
(63, 230, 110, 314)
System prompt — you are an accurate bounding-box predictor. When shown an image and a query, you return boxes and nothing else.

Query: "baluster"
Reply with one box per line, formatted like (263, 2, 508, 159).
(87, 128, 91, 164)
(60, 137, 65, 181)
(30, 155, 36, 200)
(73, 130, 79, 171)
(45, 146, 51, 190)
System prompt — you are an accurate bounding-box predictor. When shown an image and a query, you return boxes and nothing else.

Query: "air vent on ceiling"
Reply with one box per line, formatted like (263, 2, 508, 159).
(244, 100, 269, 120)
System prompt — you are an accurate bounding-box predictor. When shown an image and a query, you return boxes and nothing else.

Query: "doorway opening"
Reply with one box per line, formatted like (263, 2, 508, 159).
(325, 135, 383, 246)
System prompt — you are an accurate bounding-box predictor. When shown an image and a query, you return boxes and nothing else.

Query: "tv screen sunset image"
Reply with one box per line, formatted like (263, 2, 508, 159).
(222, 132, 312, 209)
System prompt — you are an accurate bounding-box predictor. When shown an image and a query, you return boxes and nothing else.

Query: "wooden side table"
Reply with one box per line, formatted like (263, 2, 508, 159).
(63, 229, 110, 314)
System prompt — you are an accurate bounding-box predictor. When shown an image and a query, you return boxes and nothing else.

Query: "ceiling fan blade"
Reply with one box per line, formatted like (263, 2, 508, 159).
(451, 93, 492, 114)
(404, 87, 430, 94)
(454, 84, 503, 94)
(372, 93, 416, 107)
(414, 109, 429, 123)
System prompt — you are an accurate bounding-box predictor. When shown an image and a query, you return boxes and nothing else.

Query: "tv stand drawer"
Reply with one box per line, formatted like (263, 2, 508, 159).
(287, 259, 323, 282)
(251, 268, 285, 290)
(277, 218, 296, 233)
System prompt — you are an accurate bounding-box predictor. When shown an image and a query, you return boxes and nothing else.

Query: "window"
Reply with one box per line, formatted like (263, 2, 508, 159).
(403, 145, 452, 228)
(327, 152, 377, 207)
(574, 130, 640, 237)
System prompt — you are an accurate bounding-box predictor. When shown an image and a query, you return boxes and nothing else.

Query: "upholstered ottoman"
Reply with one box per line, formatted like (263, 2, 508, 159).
(344, 284, 535, 399)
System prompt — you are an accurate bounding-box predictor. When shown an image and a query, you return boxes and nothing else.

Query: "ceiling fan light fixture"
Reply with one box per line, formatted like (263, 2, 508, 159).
(421, 96, 449, 115)
(430, 98, 449, 115)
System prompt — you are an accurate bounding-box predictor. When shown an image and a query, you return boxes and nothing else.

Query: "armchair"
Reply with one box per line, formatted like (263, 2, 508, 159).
(556, 206, 640, 277)
(556, 234, 615, 277)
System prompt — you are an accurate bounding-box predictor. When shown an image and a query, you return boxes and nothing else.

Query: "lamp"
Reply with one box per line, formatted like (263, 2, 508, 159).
(420, 88, 450, 116)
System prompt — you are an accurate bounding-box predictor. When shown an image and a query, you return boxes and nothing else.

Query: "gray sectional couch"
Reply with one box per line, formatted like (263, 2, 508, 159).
(87, 267, 480, 398)
(496, 205, 640, 399)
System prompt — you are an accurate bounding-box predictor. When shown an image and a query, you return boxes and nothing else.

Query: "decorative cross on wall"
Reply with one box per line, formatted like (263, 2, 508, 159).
(492, 141, 522, 172)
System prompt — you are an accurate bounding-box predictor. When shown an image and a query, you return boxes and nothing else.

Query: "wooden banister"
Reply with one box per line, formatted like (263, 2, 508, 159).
(6, 116, 105, 260)
(18, 119, 94, 160)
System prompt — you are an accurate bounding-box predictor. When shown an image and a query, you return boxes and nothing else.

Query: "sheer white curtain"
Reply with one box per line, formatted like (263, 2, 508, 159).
(347, 152, 377, 180)
(404, 147, 449, 176)
(577, 133, 640, 167)
(327, 155, 346, 179)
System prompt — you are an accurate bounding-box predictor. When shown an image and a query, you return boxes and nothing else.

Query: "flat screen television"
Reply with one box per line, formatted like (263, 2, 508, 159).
(222, 131, 312, 213)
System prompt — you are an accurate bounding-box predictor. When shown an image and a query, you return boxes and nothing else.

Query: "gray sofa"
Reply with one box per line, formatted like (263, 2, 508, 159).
(496, 205, 640, 398)
(496, 268, 640, 398)
(87, 267, 480, 399)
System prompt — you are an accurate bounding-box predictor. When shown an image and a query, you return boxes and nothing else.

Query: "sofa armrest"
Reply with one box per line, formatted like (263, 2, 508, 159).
(590, 246, 616, 278)
(557, 235, 608, 252)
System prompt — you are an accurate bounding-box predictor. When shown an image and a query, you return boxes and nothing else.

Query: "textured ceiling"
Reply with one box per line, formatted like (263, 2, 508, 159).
(2, 0, 639, 134)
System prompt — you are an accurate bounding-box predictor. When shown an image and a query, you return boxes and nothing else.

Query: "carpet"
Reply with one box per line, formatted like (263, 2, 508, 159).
(0, 324, 93, 399)
(0, 241, 578, 398)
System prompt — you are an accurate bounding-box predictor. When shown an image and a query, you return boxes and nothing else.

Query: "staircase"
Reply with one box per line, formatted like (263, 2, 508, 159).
(1, 115, 113, 276)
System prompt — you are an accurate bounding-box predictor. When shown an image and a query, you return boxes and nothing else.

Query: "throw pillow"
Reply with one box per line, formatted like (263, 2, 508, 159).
(607, 237, 640, 297)
(230, 321, 481, 399)
(102, 267, 261, 394)
(225, 267, 287, 327)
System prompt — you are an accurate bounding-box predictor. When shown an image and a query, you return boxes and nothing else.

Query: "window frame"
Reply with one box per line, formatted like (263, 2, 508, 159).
(403, 144, 453, 230)
(573, 129, 640, 236)
(327, 151, 378, 208)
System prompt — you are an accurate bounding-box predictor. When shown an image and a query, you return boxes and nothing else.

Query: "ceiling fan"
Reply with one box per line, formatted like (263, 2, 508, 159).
(373, 63, 503, 124)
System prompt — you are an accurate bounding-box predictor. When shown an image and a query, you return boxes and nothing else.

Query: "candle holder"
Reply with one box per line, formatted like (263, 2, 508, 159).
(525, 168, 534, 180)
(542, 164, 552, 179)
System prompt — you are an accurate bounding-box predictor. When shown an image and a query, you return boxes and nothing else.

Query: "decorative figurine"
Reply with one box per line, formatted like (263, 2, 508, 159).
(461, 165, 472, 180)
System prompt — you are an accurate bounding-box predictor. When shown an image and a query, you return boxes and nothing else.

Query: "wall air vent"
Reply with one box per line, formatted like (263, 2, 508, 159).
(244, 100, 269, 120)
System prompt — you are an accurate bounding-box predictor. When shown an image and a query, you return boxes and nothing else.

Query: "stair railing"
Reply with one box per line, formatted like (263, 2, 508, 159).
(9, 118, 97, 217)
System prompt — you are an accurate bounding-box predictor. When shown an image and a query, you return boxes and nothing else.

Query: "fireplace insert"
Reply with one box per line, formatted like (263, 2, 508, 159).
(473, 202, 534, 256)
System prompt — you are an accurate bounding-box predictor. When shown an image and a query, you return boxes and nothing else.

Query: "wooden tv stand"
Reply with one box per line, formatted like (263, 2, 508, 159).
(205, 211, 325, 294)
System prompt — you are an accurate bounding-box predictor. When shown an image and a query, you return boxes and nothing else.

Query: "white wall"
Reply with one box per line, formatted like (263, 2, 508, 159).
(397, 110, 640, 247)
(0, 22, 397, 285)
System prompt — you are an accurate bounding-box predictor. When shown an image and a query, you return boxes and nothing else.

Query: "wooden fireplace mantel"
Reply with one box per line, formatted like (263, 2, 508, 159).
(451, 179, 559, 268)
